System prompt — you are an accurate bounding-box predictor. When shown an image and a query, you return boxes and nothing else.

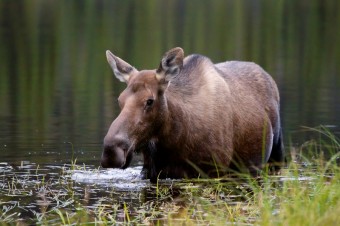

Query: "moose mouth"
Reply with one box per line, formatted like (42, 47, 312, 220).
(101, 136, 151, 169)
(101, 144, 134, 169)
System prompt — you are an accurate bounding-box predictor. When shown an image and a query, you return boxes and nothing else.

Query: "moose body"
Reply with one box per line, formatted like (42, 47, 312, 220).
(101, 47, 284, 181)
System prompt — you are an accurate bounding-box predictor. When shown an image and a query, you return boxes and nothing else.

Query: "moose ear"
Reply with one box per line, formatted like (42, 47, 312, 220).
(156, 47, 184, 82)
(106, 50, 137, 83)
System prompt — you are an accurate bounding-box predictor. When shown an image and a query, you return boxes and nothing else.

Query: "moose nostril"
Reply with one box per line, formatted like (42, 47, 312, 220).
(101, 136, 131, 168)
(114, 137, 130, 150)
(104, 144, 114, 151)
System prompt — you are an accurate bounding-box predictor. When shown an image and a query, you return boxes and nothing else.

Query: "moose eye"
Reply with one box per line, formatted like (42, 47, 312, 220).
(146, 99, 154, 107)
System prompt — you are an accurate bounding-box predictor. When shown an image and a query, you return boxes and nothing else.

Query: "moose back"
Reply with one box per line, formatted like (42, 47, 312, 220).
(101, 47, 284, 181)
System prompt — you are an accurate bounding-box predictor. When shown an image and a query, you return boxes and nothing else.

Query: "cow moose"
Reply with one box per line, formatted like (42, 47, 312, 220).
(101, 47, 284, 182)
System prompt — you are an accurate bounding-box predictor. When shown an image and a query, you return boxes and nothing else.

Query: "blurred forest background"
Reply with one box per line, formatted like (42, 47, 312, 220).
(0, 0, 339, 165)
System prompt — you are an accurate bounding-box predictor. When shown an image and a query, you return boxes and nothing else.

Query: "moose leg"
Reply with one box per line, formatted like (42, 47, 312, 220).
(268, 128, 285, 173)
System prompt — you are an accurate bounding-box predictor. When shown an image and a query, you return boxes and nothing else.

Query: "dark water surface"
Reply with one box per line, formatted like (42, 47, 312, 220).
(1, 1, 340, 167)
(1, 0, 340, 224)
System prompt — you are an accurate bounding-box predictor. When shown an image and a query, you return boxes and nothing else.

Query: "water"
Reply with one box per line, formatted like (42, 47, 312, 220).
(71, 166, 147, 190)
(0, 161, 253, 224)
(0, 162, 149, 224)
(1, 0, 340, 167)
(0, 0, 340, 224)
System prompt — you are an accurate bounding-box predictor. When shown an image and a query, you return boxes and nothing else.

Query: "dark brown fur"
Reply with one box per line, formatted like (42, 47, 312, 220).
(101, 47, 284, 182)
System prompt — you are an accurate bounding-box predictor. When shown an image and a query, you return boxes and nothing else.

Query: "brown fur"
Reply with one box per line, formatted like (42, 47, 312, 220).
(101, 48, 284, 182)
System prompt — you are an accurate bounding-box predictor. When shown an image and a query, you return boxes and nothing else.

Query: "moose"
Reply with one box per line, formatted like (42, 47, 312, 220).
(101, 47, 284, 182)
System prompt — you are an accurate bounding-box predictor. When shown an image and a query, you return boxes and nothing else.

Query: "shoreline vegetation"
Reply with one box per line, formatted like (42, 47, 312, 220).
(0, 126, 340, 225)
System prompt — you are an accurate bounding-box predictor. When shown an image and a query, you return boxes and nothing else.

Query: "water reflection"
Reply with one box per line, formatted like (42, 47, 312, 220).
(0, 1, 339, 166)
(2, 2, 340, 224)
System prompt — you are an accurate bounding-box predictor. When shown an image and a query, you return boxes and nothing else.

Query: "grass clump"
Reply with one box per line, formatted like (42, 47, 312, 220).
(253, 127, 340, 226)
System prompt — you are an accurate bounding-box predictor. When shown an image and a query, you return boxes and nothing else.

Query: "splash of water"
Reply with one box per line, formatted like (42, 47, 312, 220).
(71, 166, 148, 190)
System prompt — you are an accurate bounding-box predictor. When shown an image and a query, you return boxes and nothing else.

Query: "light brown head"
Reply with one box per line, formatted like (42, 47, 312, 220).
(101, 47, 184, 168)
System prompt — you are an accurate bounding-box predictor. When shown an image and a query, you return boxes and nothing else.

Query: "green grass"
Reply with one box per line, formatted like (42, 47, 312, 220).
(1, 127, 340, 225)
(253, 127, 340, 226)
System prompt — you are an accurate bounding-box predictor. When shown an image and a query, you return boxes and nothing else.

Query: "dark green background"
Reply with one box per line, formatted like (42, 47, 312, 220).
(0, 0, 339, 166)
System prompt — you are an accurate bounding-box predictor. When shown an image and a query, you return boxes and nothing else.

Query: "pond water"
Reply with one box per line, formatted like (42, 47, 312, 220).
(0, 0, 340, 224)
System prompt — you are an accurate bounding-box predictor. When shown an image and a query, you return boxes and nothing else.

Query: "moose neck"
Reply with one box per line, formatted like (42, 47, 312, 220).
(158, 92, 196, 150)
